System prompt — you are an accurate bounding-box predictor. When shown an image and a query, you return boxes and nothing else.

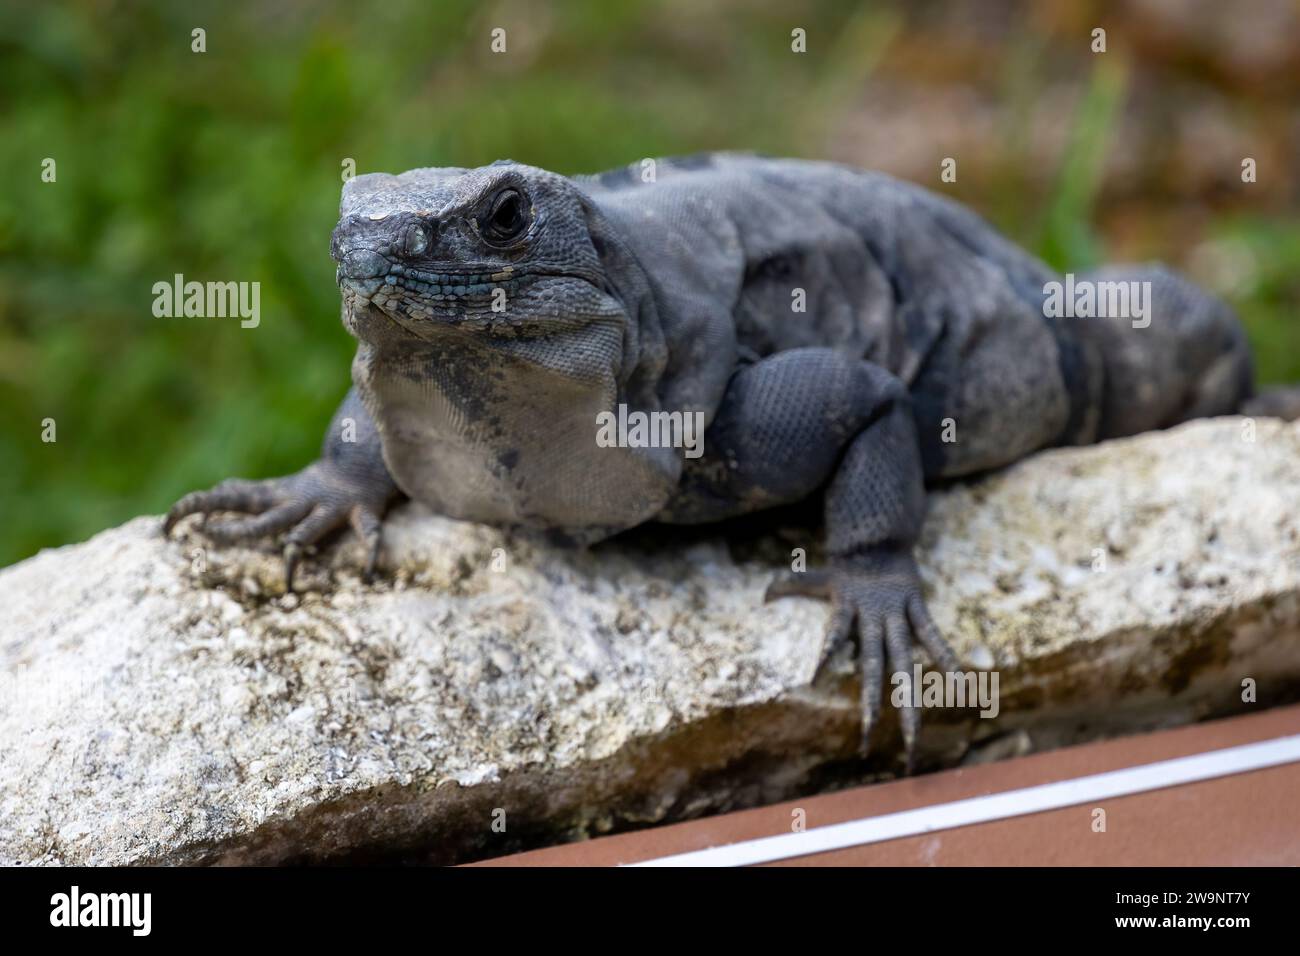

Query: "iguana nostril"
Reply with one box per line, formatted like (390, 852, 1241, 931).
(341, 249, 387, 280)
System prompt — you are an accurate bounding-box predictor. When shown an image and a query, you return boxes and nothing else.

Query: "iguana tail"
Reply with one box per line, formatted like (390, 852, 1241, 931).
(1242, 386, 1300, 422)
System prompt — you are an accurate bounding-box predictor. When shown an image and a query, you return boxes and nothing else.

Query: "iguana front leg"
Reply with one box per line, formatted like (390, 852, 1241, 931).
(661, 348, 959, 767)
(163, 387, 401, 588)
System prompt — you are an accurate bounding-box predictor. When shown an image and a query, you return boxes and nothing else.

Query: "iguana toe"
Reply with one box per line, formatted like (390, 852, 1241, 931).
(163, 478, 280, 536)
(204, 501, 311, 544)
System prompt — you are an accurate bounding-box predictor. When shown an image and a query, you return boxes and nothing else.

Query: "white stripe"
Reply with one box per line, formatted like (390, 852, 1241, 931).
(631, 733, 1300, 867)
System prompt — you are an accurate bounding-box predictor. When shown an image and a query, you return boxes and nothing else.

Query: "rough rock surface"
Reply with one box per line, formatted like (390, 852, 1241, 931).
(3, 417, 1299, 866)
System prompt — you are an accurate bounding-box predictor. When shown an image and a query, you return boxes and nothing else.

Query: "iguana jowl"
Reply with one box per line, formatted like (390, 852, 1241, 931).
(165, 154, 1291, 764)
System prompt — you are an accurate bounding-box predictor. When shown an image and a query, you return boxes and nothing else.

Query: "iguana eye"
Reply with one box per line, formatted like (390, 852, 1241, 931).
(401, 223, 429, 257)
(480, 188, 528, 244)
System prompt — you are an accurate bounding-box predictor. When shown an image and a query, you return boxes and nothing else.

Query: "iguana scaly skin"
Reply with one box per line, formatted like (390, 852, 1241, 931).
(166, 153, 1287, 765)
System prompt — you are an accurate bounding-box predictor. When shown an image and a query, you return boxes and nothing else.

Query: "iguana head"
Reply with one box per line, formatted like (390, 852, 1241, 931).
(327, 162, 677, 535)
(330, 161, 628, 344)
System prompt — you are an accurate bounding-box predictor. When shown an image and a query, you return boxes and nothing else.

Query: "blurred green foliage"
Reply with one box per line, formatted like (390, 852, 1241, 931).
(1, 0, 1296, 566)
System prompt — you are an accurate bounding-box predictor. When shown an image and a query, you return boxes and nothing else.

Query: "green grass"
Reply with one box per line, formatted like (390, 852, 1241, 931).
(1035, 55, 1129, 271)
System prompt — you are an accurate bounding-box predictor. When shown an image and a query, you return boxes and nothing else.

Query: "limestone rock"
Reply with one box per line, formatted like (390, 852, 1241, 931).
(2, 417, 1298, 865)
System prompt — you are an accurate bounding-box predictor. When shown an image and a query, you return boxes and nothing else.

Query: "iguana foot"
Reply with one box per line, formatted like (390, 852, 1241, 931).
(163, 463, 392, 590)
(766, 548, 959, 771)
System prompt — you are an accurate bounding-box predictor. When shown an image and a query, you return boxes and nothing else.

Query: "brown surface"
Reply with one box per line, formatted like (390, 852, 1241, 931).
(476, 706, 1300, 866)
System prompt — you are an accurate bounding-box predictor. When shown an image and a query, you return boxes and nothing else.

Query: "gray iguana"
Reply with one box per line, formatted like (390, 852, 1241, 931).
(164, 154, 1295, 764)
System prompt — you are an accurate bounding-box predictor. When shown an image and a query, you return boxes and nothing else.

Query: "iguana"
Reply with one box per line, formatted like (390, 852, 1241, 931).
(164, 154, 1295, 764)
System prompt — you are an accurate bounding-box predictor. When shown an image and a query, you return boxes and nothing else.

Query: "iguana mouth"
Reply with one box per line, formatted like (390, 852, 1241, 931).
(339, 266, 620, 345)
(338, 267, 539, 302)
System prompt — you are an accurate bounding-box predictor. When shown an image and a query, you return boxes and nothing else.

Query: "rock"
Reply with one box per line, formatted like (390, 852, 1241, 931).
(3, 417, 1300, 865)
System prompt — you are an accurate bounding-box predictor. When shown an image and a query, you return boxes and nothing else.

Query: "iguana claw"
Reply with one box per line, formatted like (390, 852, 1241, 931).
(164, 463, 392, 591)
(767, 548, 960, 772)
